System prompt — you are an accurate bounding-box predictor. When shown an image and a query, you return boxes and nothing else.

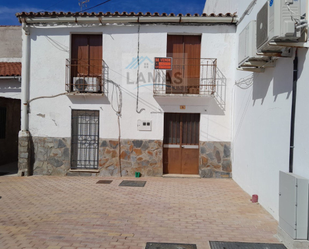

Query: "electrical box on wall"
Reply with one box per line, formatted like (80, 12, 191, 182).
(137, 120, 152, 131)
(279, 171, 309, 240)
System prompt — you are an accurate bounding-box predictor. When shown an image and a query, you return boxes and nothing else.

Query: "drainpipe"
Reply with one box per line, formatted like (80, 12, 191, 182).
(18, 21, 31, 176)
(21, 22, 30, 131)
(289, 49, 298, 173)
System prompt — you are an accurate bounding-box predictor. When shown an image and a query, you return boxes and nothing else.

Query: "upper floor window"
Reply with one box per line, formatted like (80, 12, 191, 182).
(68, 34, 103, 93)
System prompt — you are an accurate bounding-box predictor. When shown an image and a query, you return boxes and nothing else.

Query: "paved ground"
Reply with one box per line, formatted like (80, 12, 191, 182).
(0, 176, 280, 249)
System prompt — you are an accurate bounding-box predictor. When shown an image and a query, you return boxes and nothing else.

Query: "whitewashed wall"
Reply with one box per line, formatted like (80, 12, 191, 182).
(228, 0, 309, 220)
(26, 24, 235, 142)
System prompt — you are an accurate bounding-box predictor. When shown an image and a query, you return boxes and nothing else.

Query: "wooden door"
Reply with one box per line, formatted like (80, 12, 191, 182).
(163, 113, 200, 174)
(166, 35, 201, 94)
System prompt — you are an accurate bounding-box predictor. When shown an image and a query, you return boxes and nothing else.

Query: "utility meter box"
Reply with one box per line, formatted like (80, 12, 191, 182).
(137, 120, 152, 131)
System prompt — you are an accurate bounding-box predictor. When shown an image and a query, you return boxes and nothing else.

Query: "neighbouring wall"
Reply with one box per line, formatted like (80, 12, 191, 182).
(0, 26, 22, 61)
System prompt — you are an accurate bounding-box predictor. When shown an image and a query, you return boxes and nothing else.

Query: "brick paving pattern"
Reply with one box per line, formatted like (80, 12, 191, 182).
(0, 176, 280, 249)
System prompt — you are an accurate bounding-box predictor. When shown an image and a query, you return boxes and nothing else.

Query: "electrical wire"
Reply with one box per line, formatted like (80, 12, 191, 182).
(106, 79, 123, 177)
(77, 0, 112, 13)
(136, 24, 146, 114)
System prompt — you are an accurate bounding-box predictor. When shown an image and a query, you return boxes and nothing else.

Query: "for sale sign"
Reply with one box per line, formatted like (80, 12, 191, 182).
(154, 57, 172, 70)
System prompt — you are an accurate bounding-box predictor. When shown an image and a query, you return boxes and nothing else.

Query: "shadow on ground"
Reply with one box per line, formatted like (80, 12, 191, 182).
(0, 161, 18, 176)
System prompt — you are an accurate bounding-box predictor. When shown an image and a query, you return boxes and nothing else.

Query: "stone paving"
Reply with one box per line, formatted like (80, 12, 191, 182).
(0, 176, 280, 249)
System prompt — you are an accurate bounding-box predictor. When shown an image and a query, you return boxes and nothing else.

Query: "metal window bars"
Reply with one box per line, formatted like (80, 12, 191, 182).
(71, 110, 99, 170)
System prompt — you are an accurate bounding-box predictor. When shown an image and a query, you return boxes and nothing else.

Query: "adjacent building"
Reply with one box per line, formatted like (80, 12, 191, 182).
(0, 26, 22, 166)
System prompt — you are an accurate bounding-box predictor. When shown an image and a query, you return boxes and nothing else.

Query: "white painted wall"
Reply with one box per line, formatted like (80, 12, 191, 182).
(232, 0, 309, 220)
(0, 79, 21, 99)
(293, 47, 309, 180)
(204, 0, 241, 14)
(26, 24, 236, 142)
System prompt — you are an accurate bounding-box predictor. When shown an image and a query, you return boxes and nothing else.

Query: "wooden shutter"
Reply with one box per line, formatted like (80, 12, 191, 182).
(166, 35, 185, 93)
(89, 35, 102, 76)
(184, 36, 201, 91)
(71, 35, 89, 77)
(71, 34, 102, 77)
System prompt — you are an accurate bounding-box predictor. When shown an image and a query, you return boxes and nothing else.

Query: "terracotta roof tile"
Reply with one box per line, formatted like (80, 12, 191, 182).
(16, 11, 237, 18)
(0, 62, 21, 77)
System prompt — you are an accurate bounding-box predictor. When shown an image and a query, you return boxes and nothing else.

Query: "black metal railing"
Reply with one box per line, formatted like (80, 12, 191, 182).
(65, 59, 108, 94)
(153, 58, 226, 109)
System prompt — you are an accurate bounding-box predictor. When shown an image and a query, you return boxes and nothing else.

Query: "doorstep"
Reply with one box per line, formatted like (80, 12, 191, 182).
(162, 174, 201, 179)
(69, 169, 100, 173)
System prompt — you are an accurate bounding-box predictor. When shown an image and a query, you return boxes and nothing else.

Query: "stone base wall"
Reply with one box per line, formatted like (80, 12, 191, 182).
(30, 137, 231, 178)
(32, 137, 71, 176)
(31, 137, 162, 177)
(199, 141, 232, 178)
(99, 139, 163, 177)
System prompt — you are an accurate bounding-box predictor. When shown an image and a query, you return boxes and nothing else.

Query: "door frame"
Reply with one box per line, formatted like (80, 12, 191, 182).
(163, 113, 200, 174)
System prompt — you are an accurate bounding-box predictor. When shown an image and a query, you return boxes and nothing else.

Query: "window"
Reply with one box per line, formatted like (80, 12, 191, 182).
(0, 107, 6, 139)
(166, 35, 201, 94)
(70, 34, 103, 92)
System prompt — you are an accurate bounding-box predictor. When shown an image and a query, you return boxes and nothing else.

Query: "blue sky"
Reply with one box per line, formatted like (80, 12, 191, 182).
(1, 0, 206, 26)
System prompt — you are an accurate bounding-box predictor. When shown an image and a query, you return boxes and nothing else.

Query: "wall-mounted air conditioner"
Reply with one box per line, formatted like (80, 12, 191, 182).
(73, 77, 100, 92)
(239, 21, 270, 68)
(257, 0, 301, 54)
(279, 171, 309, 240)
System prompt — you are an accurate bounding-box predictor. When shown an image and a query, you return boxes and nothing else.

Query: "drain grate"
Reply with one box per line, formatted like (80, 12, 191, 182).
(209, 242, 287, 249)
(119, 180, 146, 187)
(96, 180, 113, 184)
(145, 243, 197, 249)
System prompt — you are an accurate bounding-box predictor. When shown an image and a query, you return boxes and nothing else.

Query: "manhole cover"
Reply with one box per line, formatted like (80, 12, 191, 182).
(209, 242, 287, 249)
(96, 180, 113, 184)
(119, 180, 146, 187)
(145, 243, 197, 249)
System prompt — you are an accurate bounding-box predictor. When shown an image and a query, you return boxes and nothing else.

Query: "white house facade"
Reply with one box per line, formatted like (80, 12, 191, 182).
(16, 12, 237, 178)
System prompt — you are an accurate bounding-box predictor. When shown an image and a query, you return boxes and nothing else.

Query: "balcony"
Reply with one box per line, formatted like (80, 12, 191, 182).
(153, 58, 226, 111)
(65, 59, 108, 95)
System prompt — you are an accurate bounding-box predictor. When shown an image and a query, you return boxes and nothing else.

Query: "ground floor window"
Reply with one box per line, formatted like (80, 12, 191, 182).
(71, 110, 99, 170)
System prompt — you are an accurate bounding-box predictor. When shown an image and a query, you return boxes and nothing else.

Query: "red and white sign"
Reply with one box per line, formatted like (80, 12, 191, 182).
(154, 57, 172, 70)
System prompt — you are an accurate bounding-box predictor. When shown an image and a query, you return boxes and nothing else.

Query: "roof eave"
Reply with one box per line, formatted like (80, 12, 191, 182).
(18, 16, 238, 25)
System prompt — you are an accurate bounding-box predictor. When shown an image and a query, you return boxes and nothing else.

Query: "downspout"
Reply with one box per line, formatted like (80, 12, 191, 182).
(21, 21, 30, 131)
(18, 21, 31, 176)
(289, 49, 298, 173)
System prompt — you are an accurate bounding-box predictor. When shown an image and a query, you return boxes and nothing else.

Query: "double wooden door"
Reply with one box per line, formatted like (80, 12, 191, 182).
(163, 113, 200, 174)
(166, 35, 201, 94)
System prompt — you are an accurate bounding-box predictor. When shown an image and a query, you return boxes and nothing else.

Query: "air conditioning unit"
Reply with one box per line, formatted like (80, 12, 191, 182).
(279, 171, 309, 240)
(73, 77, 100, 93)
(239, 21, 270, 67)
(257, 0, 301, 54)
